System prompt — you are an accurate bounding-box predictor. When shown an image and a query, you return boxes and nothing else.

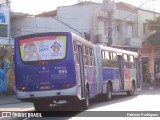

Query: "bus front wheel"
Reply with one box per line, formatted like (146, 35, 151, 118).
(106, 83, 112, 101)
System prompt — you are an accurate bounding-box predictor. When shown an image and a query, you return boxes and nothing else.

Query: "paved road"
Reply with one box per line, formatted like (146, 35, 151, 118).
(0, 89, 160, 120)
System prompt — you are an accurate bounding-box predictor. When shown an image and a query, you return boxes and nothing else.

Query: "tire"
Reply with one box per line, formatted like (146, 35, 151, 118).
(99, 83, 112, 101)
(127, 82, 135, 96)
(34, 102, 50, 111)
(81, 88, 90, 110)
(106, 83, 112, 101)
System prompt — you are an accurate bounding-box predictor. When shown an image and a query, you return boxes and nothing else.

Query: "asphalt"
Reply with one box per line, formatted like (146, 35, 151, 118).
(0, 85, 159, 105)
(0, 95, 22, 105)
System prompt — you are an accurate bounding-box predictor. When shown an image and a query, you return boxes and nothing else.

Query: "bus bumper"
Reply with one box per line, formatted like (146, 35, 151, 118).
(16, 86, 78, 102)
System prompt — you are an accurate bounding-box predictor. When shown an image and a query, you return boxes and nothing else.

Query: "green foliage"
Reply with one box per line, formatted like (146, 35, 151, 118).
(0, 47, 7, 69)
(147, 31, 160, 44)
(146, 17, 160, 44)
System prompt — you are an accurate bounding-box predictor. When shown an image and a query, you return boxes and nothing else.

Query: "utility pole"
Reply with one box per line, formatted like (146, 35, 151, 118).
(108, 10, 112, 46)
(102, 0, 116, 46)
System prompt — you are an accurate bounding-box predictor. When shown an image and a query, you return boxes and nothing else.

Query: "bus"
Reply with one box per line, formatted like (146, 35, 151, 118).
(14, 32, 139, 111)
(95, 45, 139, 100)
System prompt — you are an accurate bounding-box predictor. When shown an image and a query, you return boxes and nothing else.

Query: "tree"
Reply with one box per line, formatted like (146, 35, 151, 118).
(147, 17, 160, 44)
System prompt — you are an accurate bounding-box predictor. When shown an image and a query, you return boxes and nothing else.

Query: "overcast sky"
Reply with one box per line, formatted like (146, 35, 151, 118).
(9, 0, 160, 14)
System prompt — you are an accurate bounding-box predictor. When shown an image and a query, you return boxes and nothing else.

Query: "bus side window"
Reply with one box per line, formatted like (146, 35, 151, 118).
(111, 52, 118, 68)
(92, 49, 95, 66)
(102, 50, 110, 67)
(90, 48, 95, 66)
(105, 51, 110, 67)
(88, 47, 92, 66)
(123, 54, 129, 68)
(73, 41, 79, 64)
(87, 47, 92, 66)
(101, 50, 105, 67)
(73, 41, 77, 52)
(130, 55, 135, 69)
(83, 45, 88, 65)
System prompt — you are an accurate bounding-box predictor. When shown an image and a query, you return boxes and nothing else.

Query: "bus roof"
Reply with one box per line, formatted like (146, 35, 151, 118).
(71, 32, 94, 46)
(98, 45, 138, 57)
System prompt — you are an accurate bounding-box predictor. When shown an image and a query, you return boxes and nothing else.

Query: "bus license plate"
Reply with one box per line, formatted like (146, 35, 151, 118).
(40, 85, 51, 90)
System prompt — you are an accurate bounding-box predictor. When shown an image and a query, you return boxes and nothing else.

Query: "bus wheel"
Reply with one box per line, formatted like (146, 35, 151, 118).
(127, 82, 135, 96)
(106, 83, 112, 101)
(34, 102, 49, 111)
(82, 88, 90, 110)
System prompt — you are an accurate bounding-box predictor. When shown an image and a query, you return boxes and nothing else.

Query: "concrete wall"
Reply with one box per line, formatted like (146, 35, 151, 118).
(11, 16, 82, 38)
(115, 9, 139, 47)
(57, 5, 90, 35)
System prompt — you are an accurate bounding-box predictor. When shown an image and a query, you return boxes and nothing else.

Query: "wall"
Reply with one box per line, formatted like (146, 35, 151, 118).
(139, 42, 160, 82)
(57, 5, 90, 37)
(11, 16, 82, 38)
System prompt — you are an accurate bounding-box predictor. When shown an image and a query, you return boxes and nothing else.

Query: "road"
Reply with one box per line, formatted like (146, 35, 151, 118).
(0, 89, 160, 120)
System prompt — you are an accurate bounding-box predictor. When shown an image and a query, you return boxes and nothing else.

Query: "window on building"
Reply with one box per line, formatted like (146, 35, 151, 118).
(0, 24, 8, 37)
(99, 21, 105, 35)
(127, 24, 133, 38)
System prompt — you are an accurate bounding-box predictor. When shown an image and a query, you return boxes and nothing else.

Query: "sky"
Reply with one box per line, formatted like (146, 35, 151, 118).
(9, 0, 160, 15)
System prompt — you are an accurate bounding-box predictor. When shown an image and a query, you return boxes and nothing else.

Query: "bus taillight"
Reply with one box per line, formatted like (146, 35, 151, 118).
(18, 86, 28, 91)
(62, 84, 73, 89)
(39, 61, 48, 65)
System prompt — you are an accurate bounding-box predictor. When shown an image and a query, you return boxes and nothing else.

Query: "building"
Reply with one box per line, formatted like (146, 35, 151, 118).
(0, 0, 12, 45)
(11, 13, 82, 38)
(113, 2, 142, 50)
(137, 8, 160, 83)
(35, 1, 142, 49)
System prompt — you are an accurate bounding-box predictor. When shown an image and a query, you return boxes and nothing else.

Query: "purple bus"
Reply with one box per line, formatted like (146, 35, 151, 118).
(14, 32, 139, 111)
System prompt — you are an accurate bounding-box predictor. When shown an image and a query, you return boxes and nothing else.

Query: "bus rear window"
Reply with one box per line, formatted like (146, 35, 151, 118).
(19, 36, 66, 62)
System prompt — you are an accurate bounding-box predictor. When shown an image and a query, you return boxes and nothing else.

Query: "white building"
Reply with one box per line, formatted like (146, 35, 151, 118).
(11, 13, 82, 38)
(10, 1, 142, 49)
(0, 0, 11, 45)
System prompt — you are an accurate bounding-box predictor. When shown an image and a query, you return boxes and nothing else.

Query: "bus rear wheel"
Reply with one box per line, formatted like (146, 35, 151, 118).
(106, 83, 112, 101)
(34, 102, 50, 111)
(81, 88, 90, 110)
(127, 82, 135, 96)
(100, 83, 112, 101)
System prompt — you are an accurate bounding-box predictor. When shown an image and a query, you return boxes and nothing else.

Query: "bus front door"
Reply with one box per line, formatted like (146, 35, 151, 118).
(135, 58, 140, 88)
(118, 55, 124, 90)
(77, 45, 85, 98)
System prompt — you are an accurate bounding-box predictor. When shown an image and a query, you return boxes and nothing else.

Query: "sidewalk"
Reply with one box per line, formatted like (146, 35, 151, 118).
(137, 82, 160, 91)
(0, 94, 22, 105)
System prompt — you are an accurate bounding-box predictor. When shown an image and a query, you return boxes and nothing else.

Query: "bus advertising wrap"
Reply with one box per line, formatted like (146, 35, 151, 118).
(19, 36, 66, 61)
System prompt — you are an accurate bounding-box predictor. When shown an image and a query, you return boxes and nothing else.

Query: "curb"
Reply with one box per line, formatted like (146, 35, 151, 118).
(0, 100, 23, 105)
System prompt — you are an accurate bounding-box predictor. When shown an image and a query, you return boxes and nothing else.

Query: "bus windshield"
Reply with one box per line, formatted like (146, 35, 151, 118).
(19, 35, 67, 62)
